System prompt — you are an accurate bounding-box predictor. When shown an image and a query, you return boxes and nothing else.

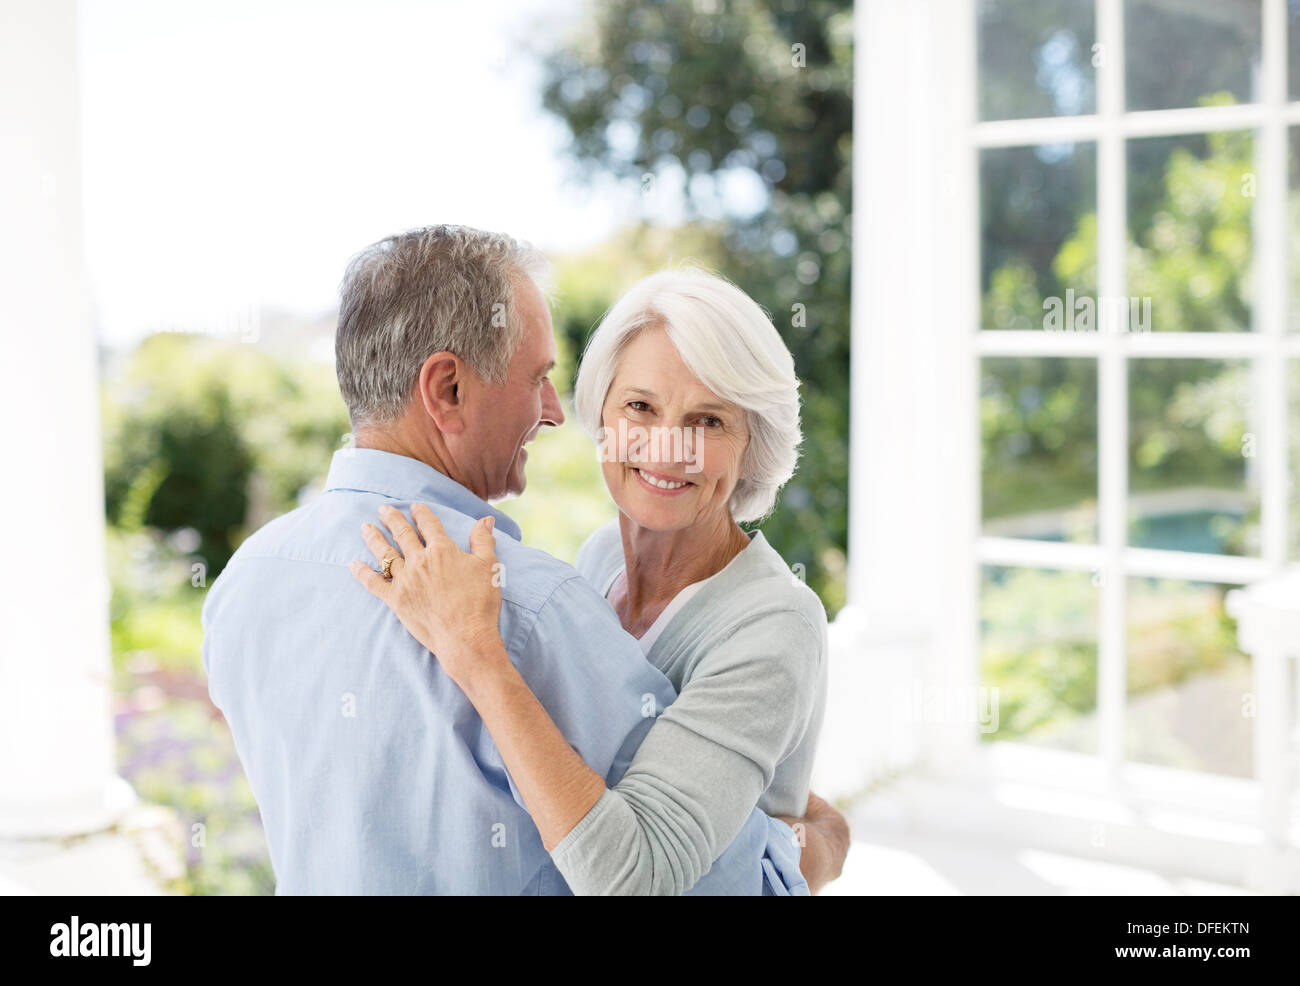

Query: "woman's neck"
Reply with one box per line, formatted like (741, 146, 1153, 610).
(614, 510, 752, 633)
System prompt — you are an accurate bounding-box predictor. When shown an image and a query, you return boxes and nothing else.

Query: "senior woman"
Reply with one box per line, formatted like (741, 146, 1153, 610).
(353, 267, 840, 894)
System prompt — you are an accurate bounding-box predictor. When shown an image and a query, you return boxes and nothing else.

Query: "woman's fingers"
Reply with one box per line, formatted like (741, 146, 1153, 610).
(378, 504, 424, 557)
(348, 560, 391, 600)
(410, 502, 451, 549)
(360, 522, 400, 569)
(468, 515, 497, 564)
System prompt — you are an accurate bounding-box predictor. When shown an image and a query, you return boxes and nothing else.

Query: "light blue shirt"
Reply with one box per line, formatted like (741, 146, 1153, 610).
(202, 448, 805, 895)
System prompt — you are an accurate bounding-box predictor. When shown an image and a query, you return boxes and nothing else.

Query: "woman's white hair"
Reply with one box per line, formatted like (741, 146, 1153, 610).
(574, 266, 802, 523)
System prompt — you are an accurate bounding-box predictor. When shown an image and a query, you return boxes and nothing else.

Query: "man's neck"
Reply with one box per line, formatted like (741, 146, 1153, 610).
(353, 419, 460, 489)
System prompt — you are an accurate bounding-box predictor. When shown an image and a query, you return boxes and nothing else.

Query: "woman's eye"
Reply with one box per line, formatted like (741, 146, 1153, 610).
(700, 415, 722, 428)
(627, 401, 651, 412)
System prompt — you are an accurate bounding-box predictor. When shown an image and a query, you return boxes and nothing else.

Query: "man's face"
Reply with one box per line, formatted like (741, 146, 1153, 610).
(457, 277, 563, 501)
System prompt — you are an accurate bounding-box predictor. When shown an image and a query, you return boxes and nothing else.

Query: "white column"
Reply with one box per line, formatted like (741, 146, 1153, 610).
(827, 0, 977, 789)
(0, 0, 134, 837)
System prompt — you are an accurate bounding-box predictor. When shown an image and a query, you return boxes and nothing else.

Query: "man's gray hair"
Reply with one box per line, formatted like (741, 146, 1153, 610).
(335, 224, 550, 427)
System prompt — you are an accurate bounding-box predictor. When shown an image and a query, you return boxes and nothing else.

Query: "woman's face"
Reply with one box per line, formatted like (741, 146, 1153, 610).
(598, 324, 750, 534)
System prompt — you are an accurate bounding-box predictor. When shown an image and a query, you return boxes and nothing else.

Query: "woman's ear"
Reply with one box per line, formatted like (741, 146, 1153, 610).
(417, 351, 466, 433)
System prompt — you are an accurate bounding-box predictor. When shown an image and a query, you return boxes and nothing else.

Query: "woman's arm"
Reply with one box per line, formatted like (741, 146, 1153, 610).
(448, 645, 610, 851)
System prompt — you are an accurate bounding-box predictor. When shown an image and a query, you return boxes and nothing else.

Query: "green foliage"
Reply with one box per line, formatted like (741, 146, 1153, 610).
(102, 333, 349, 578)
(107, 527, 206, 675)
(117, 696, 274, 896)
(1125, 578, 1240, 693)
(980, 356, 1098, 524)
(980, 568, 1098, 746)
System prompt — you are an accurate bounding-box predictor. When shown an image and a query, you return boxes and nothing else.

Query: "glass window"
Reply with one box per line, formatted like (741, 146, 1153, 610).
(980, 565, 1099, 755)
(1289, 1, 1300, 101)
(973, 0, 1287, 783)
(1127, 132, 1254, 333)
(978, 0, 1096, 121)
(1291, 127, 1300, 334)
(1125, 0, 1262, 112)
(1125, 578, 1251, 778)
(1292, 361, 1300, 561)
(1128, 359, 1258, 557)
(982, 357, 1098, 542)
(981, 142, 1097, 330)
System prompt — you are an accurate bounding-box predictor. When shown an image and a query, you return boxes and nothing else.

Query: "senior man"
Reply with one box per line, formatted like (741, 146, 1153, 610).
(202, 224, 848, 894)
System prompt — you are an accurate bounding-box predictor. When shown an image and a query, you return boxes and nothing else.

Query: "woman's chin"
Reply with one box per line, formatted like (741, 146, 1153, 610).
(613, 494, 694, 533)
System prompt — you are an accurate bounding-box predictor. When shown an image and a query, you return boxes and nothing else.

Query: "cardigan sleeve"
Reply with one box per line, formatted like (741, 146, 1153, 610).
(548, 607, 824, 895)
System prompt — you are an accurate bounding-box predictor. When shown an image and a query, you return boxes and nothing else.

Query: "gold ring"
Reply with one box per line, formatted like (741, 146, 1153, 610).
(381, 555, 399, 580)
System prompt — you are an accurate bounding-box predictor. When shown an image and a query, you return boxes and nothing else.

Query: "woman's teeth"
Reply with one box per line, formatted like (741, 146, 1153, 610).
(635, 468, 689, 490)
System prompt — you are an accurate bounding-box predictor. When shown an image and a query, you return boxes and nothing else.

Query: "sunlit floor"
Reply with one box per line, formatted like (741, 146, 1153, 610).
(824, 794, 1259, 896)
(3, 828, 1259, 897)
(2, 796, 1264, 896)
(0, 831, 168, 895)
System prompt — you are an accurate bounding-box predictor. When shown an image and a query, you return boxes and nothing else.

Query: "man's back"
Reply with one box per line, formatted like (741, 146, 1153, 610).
(202, 448, 673, 894)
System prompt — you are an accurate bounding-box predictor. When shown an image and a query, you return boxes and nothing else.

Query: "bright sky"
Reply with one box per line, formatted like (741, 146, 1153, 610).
(76, 0, 647, 348)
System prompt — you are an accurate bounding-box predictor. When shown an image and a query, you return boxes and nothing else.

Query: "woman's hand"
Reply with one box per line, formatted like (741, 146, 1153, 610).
(349, 502, 505, 685)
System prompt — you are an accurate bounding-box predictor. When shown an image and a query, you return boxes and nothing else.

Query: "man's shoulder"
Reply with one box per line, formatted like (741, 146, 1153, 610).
(201, 496, 343, 623)
(490, 528, 596, 617)
(209, 496, 340, 588)
(204, 492, 613, 633)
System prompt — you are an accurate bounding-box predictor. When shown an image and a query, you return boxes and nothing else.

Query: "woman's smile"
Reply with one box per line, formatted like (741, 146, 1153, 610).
(630, 465, 696, 495)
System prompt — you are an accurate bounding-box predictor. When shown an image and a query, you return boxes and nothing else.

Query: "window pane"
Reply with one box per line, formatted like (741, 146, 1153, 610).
(1292, 361, 1300, 562)
(1126, 578, 1251, 778)
(982, 357, 1098, 541)
(1125, 0, 1262, 112)
(981, 142, 1097, 330)
(980, 566, 1098, 754)
(1128, 358, 1259, 556)
(1290, 2, 1300, 101)
(1127, 132, 1254, 333)
(977, 0, 1096, 121)
(1291, 127, 1300, 333)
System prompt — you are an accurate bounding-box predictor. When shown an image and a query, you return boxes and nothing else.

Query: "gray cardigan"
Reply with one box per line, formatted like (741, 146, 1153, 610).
(548, 519, 829, 895)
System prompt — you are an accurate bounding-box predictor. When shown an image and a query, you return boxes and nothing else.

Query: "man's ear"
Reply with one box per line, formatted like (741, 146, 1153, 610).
(417, 351, 466, 433)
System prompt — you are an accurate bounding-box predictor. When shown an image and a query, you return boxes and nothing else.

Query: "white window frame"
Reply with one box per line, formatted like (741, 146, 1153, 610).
(848, 0, 1298, 886)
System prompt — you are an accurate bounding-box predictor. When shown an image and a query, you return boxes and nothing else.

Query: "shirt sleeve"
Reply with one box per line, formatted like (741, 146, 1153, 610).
(547, 608, 824, 896)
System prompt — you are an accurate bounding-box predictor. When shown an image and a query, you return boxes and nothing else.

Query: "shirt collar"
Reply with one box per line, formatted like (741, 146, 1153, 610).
(322, 447, 523, 542)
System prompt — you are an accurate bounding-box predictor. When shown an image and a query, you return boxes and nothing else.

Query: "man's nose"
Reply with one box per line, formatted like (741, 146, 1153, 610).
(541, 378, 565, 426)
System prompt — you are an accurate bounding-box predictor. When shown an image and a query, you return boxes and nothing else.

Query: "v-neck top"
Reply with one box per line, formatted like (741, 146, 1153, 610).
(602, 552, 732, 655)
